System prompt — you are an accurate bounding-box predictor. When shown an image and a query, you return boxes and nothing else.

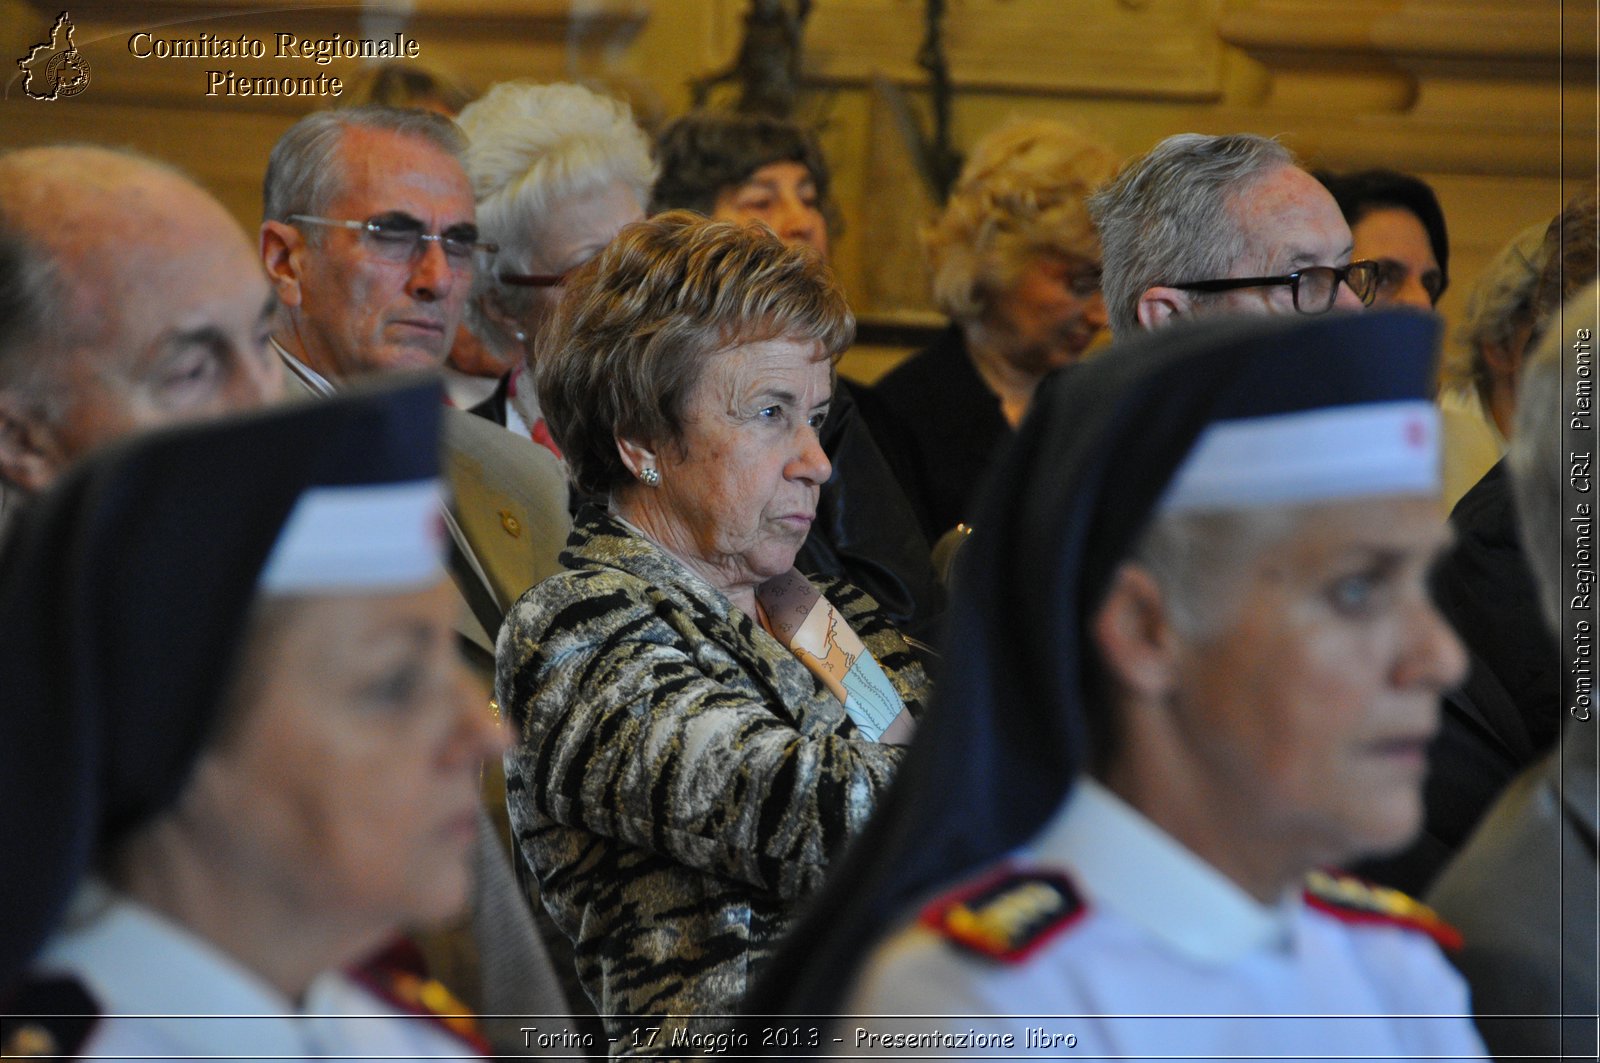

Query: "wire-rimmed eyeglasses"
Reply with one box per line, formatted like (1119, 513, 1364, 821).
(288, 213, 497, 274)
(1163, 260, 1381, 314)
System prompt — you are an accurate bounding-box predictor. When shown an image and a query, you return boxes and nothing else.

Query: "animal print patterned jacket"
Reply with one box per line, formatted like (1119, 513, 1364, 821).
(497, 507, 930, 1054)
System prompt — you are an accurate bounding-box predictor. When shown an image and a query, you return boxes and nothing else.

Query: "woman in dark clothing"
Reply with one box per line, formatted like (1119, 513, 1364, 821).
(864, 119, 1118, 543)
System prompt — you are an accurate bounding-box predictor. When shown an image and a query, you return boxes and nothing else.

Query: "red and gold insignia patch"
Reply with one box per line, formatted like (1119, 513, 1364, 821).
(1304, 868, 1464, 952)
(920, 866, 1086, 963)
(350, 942, 492, 1054)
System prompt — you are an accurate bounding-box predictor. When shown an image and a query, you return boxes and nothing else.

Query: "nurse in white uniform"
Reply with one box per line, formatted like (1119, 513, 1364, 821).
(742, 311, 1490, 1062)
(0, 380, 508, 1061)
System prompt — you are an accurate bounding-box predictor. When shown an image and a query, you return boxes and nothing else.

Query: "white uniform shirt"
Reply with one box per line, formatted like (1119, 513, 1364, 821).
(842, 781, 1487, 1062)
(29, 886, 483, 1062)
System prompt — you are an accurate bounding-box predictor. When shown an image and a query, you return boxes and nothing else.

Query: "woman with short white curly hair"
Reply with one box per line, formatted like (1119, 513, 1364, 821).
(863, 119, 1119, 543)
(450, 81, 656, 443)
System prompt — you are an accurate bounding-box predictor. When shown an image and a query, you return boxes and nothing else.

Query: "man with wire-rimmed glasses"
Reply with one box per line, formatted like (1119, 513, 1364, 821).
(1088, 133, 1379, 338)
(260, 106, 493, 390)
(255, 104, 569, 641)
(255, 109, 568, 617)
(252, 106, 575, 1054)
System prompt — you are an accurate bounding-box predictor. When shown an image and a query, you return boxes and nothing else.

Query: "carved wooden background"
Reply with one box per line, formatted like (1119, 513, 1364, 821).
(1, 0, 1593, 377)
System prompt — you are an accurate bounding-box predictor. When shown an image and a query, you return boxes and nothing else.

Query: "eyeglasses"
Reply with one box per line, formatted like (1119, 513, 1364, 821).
(497, 268, 570, 288)
(288, 213, 497, 274)
(498, 247, 610, 289)
(1163, 260, 1381, 314)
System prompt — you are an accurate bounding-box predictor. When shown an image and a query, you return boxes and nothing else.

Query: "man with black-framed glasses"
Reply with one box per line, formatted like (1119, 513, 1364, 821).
(260, 106, 485, 387)
(1088, 133, 1376, 338)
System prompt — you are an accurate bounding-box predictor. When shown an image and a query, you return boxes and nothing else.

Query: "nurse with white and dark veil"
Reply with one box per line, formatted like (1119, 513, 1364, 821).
(0, 380, 509, 1060)
(742, 311, 1489, 1061)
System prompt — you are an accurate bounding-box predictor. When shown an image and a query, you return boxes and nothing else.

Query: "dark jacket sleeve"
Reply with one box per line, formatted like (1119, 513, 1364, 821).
(795, 380, 947, 646)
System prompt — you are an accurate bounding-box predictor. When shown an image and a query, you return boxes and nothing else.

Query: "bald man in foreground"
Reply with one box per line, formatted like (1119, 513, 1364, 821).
(0, 145, 282, 526)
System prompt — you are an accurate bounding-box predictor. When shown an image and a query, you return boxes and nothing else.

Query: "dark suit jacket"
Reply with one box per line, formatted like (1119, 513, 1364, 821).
(796, 380, 945, 645)
(1436, 459, 1561, 749)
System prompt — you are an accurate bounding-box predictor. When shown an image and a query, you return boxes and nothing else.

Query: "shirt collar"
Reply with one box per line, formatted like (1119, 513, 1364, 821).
(506, 363, 538, 438)
(596, 509, 742, 621)
(36, 883, 309, 1057)
(1027, 778, 1297, 964)
(272, 337, 336, 397)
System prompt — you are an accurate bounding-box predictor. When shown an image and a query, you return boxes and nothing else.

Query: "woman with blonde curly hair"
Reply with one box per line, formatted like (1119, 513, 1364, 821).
(862, 120, 1119, 543)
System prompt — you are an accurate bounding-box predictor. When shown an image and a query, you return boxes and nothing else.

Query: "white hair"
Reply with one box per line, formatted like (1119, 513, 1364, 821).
(1130, 506, 1299, 638)
(457, 82, 656, 355)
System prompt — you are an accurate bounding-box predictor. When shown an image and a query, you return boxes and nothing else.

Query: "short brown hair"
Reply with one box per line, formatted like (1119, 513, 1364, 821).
(535, 210, 854, 497)
(651, 111, 832, 219)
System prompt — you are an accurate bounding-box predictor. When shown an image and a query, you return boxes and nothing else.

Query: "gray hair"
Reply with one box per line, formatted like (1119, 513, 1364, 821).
(1088, 133, 1295, 337)
(1510, 280, 1593, 632)
(261, 105, 467, 225)
(1129, 505, 1298, 638)
(455, 81, 655, 356)
(0, 222, 70, 407)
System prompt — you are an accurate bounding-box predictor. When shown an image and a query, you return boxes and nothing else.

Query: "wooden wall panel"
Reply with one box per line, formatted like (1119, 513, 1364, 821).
(803, 0, 1225, 100)
(1, 0, 1592, 377)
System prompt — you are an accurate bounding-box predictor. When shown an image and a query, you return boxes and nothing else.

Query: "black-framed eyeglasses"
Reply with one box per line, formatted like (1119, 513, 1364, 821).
(288, 213, 496, 274)
(498, 248, 604, 290)
(497, 268, 570, 289)
(1163, 260, 1381, 314)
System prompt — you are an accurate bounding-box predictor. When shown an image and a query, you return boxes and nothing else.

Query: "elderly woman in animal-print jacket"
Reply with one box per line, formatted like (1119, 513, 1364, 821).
(495, 212, 930, 1052)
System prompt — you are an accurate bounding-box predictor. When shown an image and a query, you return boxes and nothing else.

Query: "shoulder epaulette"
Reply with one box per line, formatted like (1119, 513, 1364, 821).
(1304, 868, 1463, 951)
(351, 946, 492, 1055)
(0, 975, 101, 1059)
(919, 866, 1086, 963)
